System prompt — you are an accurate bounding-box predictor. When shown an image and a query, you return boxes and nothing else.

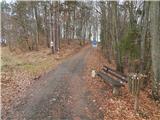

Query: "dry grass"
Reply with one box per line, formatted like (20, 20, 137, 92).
(1, 40, 81, 74)
(1, 40, 82, 115)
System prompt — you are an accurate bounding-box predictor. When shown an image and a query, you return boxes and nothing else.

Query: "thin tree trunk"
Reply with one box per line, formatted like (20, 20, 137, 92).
(73, 7, 76, 39)
(128, 1, 135, 29)
(44, 5, 50, 48)
(50, 2, 54, 54)
(113, 1, 123, 72)
(57, 1, 60, 50)
(34, 5, 39, 51)
(140, 1, 150, 73)
(54, 1, 58, 51)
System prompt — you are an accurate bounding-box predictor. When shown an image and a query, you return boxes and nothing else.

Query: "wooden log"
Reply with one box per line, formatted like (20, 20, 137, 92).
(97, 71, 124, 96)
(102, 68, 127, 83)
(103, 65, 127, 79)
(97, 72, 124, 87)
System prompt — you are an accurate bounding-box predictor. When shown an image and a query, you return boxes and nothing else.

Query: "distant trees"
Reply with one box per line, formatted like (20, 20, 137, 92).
(1, 1, 10, 46)
(1, 1, 93, 52)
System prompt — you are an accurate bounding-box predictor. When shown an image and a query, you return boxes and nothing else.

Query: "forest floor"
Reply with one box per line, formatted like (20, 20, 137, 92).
(85, 48, 160, 120)
(1, 40, 82, 119)
(1, 43, 160, 120)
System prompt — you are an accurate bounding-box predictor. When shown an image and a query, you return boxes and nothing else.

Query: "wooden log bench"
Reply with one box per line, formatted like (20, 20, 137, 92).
(103, 65, 128, 83)
(96, 71, 124, 96)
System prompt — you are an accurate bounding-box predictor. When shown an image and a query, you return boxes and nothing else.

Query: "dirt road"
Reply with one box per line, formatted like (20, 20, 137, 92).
(4, 46, 104, 120)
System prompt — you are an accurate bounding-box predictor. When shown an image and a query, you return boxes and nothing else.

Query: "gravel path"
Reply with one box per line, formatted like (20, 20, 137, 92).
(4, 46, 104, 120)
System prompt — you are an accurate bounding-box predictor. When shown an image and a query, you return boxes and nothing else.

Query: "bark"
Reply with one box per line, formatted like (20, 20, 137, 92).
(83, 12, 87, 45)
(100, 2, 111, 63)
(108, 2, 114, 62)
(150, 1, 160, 100)
(57, 1, 60, 50)
(50, 2, 55, 54)
(34, 4, 39, 51)
(140, 2, 150, 73)
(88, 24, 92, 40)
(73, 6, 76, 39)
(128, 1, 135, 29)
(106, 2, 111, 63)
(65, 8, 70, 44)
(134, 94, 139, 113)
(54, 1, 58, 51)
(44, 4, 50, 48)
(113, 2, 123, 72)
(54, 1, 60, 51)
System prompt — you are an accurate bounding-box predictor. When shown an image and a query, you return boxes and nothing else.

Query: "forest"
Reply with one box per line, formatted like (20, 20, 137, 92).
(1, 0, 160, 120)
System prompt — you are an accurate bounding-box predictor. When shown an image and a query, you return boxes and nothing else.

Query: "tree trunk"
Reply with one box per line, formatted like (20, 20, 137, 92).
(100, 2, 111, 63)
(50, 2, 54, 54)
(67, 11, 70, 44)
(57, 1, 60, 50)
(150, 1, 160, 100)
(54, 1, 58, 52)
(34, 5, 39, 51)
(128, 1, 135, 29)
(140, 1, 150, 73)
(73, 6, 76, 39)
(113, 2, 123, 72)
(44, 5, 50, 48)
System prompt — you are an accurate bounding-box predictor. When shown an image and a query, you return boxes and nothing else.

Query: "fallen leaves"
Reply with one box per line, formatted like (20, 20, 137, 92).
(84, 47, 160, 120)
(1, 40, 82, 118)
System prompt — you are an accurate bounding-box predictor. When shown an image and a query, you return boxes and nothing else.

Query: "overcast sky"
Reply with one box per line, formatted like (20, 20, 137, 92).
(4, 0, 14, 3)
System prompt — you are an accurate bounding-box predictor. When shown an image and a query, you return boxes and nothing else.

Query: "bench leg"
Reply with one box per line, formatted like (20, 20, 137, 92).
(113, 87, 120, 96)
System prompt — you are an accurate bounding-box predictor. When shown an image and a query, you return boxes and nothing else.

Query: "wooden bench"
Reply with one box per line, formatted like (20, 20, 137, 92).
(96, 71, 124, 96)
(103, 65, 127, 83)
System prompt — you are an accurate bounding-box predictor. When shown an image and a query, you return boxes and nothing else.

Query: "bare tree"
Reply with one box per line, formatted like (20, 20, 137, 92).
(140, 1, 150, 73)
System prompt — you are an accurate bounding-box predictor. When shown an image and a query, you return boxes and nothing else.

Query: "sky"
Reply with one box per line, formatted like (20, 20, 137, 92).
(1, 0, 15, 3)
